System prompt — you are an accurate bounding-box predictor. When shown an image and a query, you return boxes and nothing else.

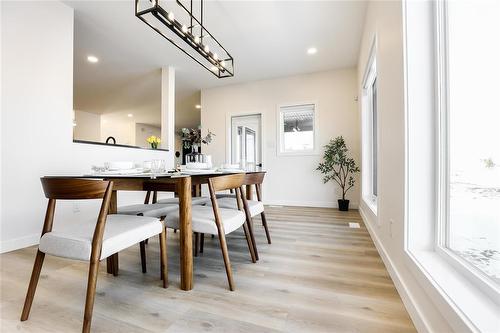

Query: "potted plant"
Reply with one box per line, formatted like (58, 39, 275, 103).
(316, 136, 360, 211)
(146, 135, 161, 149)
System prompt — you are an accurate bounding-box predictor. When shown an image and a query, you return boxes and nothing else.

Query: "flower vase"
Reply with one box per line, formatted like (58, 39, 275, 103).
(186, 144, 205, 164)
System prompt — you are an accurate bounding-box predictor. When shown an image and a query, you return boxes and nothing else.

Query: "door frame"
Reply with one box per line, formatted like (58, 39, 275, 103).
(225, 111, 265, 168)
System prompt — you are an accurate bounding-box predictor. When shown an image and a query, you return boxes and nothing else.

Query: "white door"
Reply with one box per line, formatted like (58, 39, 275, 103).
(231, 114, 262, 168)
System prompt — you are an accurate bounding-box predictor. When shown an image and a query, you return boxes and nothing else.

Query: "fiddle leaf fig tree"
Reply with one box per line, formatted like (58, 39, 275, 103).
(316, 136, 360, 201)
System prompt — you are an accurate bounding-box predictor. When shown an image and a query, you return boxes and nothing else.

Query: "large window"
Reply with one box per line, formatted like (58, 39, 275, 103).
(437, 0, 500, 285)
(278, 104, 316, 155)
(362, 44, 378, 207)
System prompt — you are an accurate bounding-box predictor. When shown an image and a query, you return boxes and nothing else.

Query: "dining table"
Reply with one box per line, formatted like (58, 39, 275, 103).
(52, 169, 263, 291)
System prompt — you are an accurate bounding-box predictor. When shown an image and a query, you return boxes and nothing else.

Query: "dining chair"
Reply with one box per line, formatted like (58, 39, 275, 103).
(164, 174, 256, 291)
(21, 178, 167, 333)
(211, 172, 271, 244)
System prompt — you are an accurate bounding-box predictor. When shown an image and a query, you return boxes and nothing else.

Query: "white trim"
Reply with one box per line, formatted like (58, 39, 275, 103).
(276, 101, 319, 156)
(0, 233, 39, 253)
(264, 200, 358, 209)
(359, 206, 432, 333)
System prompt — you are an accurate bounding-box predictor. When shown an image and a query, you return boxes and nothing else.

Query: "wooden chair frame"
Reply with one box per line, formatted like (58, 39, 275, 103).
(20, 178, 168, 333)
(243, 172, 271, 245)
(207, 174, 256, 291)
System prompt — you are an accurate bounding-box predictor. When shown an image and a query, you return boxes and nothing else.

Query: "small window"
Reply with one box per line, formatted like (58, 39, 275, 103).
(278, 103, 316, 155)
(362, 42, 378, 207)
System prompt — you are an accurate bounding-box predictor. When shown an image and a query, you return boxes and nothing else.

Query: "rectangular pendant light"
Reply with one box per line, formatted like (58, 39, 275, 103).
(135, 0, 234, 78)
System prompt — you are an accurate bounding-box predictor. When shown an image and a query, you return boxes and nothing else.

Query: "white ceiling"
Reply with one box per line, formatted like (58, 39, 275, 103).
(69, 0, 367, 129)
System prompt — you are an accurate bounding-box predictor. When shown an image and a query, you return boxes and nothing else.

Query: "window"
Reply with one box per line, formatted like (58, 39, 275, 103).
(362, 43, 378, 207)
(437, 0, 500, 285)
(278, 103, 317, 155)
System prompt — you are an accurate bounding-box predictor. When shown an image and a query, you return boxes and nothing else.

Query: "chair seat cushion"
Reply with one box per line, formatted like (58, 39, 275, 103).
(118, 203, 179, 217)
(39, 215, 163, 261)
(215, 193, 236, 199)
(208, 198, 264, 217)
(165, 206, 245, 235)
(156, 197, 210, 205)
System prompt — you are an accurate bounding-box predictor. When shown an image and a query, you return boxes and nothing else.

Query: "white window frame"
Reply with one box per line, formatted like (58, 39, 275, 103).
(361, 38, 378, 213)
(404, 1, 499, 331)
(434, 0, 500, 300)
(276, 102, 319, 156)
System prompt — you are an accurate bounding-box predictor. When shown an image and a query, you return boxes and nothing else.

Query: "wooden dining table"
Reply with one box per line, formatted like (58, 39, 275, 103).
(63, 169, 263, 291)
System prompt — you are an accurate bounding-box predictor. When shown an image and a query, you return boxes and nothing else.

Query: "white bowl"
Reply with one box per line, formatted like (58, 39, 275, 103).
(186, 162, 208, 170)
(222, 163, 240, 169)
(108, 161, 134, 171)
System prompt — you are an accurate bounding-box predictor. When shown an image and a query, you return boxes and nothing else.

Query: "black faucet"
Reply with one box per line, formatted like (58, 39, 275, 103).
(105, 136, 116, 144)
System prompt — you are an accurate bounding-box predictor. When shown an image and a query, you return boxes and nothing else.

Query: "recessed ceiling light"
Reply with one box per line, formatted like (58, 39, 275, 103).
(195, 104, 201, 109)
(307, 47, 317, 55)
(127, 114, 133, 117)
(87, 55, 99, 63)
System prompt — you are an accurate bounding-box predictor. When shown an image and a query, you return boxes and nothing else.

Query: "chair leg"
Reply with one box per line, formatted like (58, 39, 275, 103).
(173, 228, 177, 233)
(261, 212, 272, 244)
(242, 222, 257, 263)
(82, 259, 100, 333)
(194, 232, 199, 257)
(145, 238, 149, 245)
(217, 232, 235, 291)
(20, 250, 45, 321)
(199, 233, 204, 253)
(246, 218, 259, 261)
(159, 228, 168, 288)
(139, 241, 147, 273)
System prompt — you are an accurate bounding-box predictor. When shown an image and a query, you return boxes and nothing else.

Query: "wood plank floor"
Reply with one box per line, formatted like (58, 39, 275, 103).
(0, 206, 416, 332)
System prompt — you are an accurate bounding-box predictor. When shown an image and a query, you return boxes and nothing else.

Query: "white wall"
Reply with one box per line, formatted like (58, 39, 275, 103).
(73, 110, 101, 142)
(201, 69, 360, 208)
(0, 1, 173, 253)
(100, 113, 136, 146)
(357, 1, 453, 332)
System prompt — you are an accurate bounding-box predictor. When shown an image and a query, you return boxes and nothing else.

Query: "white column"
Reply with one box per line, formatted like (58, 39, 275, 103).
(161, 66, 175, 151)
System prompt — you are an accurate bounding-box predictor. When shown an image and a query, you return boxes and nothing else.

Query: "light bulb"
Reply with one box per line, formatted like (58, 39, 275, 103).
(220, 60, 226, 68)
(210, 65, 218, 72)
(213, 53, 218, 60)
(151, 0, 157, 6)
(167, 11, 174, 21)
(194, 35, 200, 44)
(181, 25, 188, 34)
(204, 44, 210, 53)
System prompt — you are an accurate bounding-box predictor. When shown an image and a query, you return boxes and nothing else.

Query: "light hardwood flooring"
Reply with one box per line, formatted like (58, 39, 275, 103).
(0, 206, 416, 332)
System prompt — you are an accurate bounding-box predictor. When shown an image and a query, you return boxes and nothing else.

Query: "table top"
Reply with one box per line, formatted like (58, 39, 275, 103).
(43, 169, 266, 179)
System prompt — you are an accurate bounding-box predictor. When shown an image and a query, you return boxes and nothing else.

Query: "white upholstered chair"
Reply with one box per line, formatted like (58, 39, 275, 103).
(164, 174, 257, 291)
(208, 172, 271, 247)
(21, 178, 167, 333)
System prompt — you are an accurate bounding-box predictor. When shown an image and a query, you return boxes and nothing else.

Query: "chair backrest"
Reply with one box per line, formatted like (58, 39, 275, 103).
(243, 172, 265, 185)
(40, 178, 111, 200)
(38, 178, 114, 260)
(208, 173, 246, 192)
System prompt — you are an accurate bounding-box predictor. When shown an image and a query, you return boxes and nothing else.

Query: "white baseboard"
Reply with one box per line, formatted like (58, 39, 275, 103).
(359, 206, 431, 333)
(0, 233, 39, 254)
(264, 200, 359, 209)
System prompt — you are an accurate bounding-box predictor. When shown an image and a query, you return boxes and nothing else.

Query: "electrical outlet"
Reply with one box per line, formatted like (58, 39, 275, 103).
(389, 219, 394, 238)
(73, 203, 80, 213)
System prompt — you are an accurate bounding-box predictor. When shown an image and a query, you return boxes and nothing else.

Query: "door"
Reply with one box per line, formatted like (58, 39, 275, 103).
(231, 114, 262, 168)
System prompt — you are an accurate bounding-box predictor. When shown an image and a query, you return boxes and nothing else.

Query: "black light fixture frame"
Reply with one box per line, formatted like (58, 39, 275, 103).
(135, 0, 234, 78)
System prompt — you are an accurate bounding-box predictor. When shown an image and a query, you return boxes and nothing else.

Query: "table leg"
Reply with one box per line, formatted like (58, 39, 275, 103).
(178, 177, 193, 291)
(246, 184, 253, 200)
(106, 191, 119, 275)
